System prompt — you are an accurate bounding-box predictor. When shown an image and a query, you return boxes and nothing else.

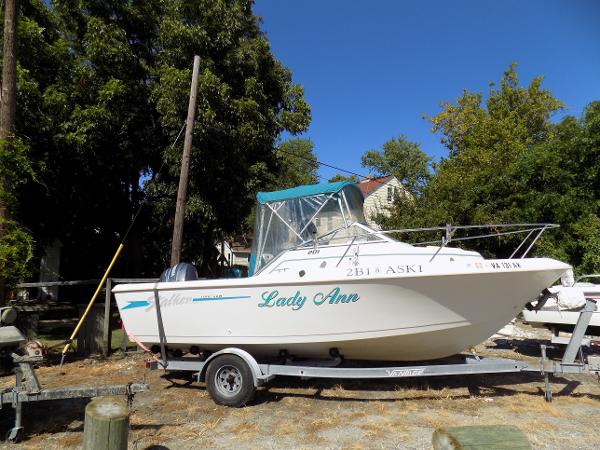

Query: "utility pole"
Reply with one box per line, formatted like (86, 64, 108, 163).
(0, 0, 18, 303)
(170, 55, 200, 266)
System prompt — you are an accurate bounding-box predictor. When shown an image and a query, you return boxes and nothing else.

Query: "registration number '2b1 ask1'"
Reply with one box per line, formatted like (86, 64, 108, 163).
(346, 265, 423, 277)
(258, 287, 360, 311)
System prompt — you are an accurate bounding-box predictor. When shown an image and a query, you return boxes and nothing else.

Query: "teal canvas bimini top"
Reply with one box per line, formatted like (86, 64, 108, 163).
(256, 181, 354, 204)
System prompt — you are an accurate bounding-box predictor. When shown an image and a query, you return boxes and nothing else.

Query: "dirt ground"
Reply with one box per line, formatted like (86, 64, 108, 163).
(1, 322, 599, 450)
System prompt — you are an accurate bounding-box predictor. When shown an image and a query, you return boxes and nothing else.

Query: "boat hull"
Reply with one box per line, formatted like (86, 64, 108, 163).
(114, 260, 567, 361)
(522, 282, 600, 335)
(522, 308, 600, 334)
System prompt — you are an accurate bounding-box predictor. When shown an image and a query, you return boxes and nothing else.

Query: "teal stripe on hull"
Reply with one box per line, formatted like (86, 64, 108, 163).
(123, 300, 150, 310)
(192, 296, 251, 302)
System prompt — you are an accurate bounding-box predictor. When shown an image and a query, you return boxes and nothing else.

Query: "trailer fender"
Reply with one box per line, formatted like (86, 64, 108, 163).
(200, 348, 266, 386)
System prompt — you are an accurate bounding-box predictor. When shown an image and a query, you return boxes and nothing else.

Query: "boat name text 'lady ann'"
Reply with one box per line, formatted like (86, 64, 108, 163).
(258, 287, 360, 311)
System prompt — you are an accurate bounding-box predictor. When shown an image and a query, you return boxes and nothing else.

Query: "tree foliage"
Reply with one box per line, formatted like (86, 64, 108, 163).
(0, 219, 34, 286)
(3, 0, 311, 282)
(0, 136, 35, 285)
(273, 138, 318, 189)
(12, 0, 164, 279)
(380, 66, 600, 273)
(242, 137, 317, 229)
(328, 173, 359, 183)
(361, 135, 431, 196)
(145, 0, 311, 275)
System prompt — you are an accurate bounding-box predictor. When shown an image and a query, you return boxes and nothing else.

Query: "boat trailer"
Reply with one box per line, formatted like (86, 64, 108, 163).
(0, 311, 148, 442)
(145, 295, 600, 407)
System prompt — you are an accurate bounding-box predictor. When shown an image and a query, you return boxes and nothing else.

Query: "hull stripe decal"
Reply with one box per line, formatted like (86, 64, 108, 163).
(192, 296, 252, 302)
(123, 300, 151, 310)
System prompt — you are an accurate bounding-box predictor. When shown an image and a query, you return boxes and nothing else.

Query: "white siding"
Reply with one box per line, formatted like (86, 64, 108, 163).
(362, 177, 406, 230)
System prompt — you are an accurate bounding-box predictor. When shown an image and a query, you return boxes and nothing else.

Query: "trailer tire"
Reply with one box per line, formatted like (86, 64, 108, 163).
(206, 355, 256, 407)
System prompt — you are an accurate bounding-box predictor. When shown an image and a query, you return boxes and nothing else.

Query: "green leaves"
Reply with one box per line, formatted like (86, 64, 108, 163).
(328, 173, 359, 183)
(274, 138, 319, 189)
(0, 137, 36, 205)
(3, 0, 311, 282)
(361, 135, 431, 196)
(571, 214, 600, 274)
(141, 0, 312, 272)
(0, 219, 34, 287)
(381, 65, 599, 273)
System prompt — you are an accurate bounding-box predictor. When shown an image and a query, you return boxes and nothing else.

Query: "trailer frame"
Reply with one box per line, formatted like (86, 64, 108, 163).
(0, 354, 148, 442)
(144, 295, 600, 406)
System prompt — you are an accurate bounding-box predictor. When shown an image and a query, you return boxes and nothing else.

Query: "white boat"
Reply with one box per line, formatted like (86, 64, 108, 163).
(114, 181, 569, 361)
(523, 273, 600, 335)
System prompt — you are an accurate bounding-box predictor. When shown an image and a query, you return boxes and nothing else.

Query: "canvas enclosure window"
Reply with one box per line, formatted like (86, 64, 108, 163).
(249, 182, 366, 275)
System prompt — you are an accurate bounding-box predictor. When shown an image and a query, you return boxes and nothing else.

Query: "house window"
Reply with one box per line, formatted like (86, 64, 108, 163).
(387, 186, 393, 202)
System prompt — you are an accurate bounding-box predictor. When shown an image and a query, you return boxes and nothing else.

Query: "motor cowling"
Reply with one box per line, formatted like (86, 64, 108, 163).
(160, 263, 198, 282)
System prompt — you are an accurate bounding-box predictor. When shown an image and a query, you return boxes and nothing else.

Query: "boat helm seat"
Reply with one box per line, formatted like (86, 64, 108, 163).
(160, 263, 198, 282)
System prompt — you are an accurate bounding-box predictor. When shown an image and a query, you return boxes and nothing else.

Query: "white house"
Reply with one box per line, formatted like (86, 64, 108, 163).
(358, 175, 406, 229)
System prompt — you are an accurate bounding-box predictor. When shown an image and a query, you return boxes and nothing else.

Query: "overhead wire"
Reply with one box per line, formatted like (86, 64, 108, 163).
(199, 121, 387, 186)
(276, 146, 389, 186)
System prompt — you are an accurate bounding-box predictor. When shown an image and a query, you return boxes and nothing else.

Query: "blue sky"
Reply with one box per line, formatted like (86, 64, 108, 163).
(254, 1, 600, 181)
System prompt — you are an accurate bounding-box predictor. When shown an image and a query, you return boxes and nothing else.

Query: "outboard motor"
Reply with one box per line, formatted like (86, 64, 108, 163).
(160, 262, 198, 282)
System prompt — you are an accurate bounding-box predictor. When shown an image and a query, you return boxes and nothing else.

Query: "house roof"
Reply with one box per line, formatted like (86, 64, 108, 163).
(358, 175, 394, 197)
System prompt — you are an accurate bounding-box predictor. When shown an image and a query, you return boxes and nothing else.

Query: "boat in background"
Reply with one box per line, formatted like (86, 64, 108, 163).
(114, 181, 569, 361)
(523, 273, 600, 336)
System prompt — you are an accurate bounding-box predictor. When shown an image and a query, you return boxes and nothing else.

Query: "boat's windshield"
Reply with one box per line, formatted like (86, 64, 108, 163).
(302, 222, 387, 248)
(250, 182, 376, 275)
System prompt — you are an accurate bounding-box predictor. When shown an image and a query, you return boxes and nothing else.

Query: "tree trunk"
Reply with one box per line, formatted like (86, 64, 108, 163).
(0, 0, 19, 304)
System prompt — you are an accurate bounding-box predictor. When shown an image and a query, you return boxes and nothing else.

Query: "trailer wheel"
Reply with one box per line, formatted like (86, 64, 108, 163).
(206, 355, 255, 407)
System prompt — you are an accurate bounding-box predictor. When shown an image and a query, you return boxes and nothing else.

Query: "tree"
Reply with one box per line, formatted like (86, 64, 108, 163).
(502, 101, 600, 272)
(13, 0, 164, 280)
(274, 138, 318, 189)
(422, 64, 564, 225)
(361, 135, 431, 196)
(4, 0, 311, 284)
(328, 173, 358, 183)
(242, 137, 318, 229)
(380, 65, 600, 273)
(144, 0, 311, 275)
(1, 0, 66, 288)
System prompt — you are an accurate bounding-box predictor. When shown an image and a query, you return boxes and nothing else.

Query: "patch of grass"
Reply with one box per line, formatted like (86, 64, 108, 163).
(342, 443, 365, 450)
(419, 409, 457, 429)
(360, 421, 386, 438)
(538, 400, 565, 418)
(277, 421, 299, 435)
(52, 433, 82, 449)
(228, 421, 260, 440)
(347, 409, 368, 420)
(309, 415, 341, 432)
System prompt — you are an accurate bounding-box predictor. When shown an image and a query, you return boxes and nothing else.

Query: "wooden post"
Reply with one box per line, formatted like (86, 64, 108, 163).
(119, 330, 130, 353)
(84, 397, 129, 450)
(77, 304, 104, 356)
(0, 0, 18, 305)
(102, 278, 112, 356)
(432, 425, 531, 450)
(24, 313, 39, 339)
(170, 55, 201, 266)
